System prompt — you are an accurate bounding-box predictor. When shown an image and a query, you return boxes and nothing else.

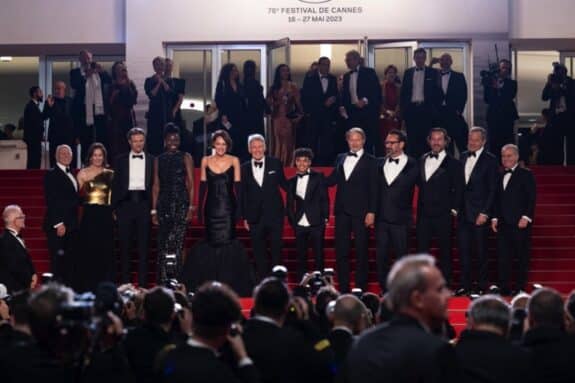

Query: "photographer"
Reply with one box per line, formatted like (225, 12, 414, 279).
(541, 62, 575, 164)
(483, 59, 519, 158)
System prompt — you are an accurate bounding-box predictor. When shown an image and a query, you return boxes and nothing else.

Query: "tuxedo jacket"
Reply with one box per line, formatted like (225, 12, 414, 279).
(23, 100, 47, 144)
(326, 152, 378, 217)
(484, 78, 519, 122)
(301, 72, 339, 117)
(437, 70, 468, 113)
(376, 156, 419, 225)
(286, 170, 329, 227)
(492, 166, 536, 225)
(111, 152, 155, 209)
(43, 167, 80, 232)
(417, 152, 465, 218)
(341, 67, 382, 116)
(44, 97, 76, 145)
(0, 230, 36, 293)
(240, 156, 287, 224)
(459, 149, 498, 223)
(400, 66, 440, 112)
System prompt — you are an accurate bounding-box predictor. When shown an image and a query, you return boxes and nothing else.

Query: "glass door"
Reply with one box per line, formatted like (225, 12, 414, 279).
(266, 38, 290, 150)
(560, 51, 575, 77)
(368, 41, 418, 83)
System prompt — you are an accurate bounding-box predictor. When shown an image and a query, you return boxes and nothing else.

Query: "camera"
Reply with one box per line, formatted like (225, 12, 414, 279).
(309, 271, 325, 295)
(271, 265, 288, 281)
(90, 61, 97, 70)
(480, 62, 499, 87)
(165, 278, 180, 291)
(351, 288, 363, 299)
(41, 272, 54, 284)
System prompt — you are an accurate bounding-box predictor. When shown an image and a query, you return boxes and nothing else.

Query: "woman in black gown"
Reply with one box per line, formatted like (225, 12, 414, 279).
(181, 130, 254, 296)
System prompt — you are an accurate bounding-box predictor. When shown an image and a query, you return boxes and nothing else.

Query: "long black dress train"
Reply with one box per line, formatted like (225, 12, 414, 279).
(181, 166, 254, 296)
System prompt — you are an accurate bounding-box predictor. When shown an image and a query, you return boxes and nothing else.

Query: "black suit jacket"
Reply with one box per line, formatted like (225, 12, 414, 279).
(326, 152, 378, 217)
(111, 152, 155, 209)
(417, 152, 465, 217)
(347, 314, 461, 383)
(23, 100, 47, 144)
(400, 66, 441, 112)
(542, 76, 575, 116)
(522, 327, 575, 383)
(240, 156, 287, 224)
(69, 68, 111, 120)
(484, 78, 519, 122)
(301, 72, 338, 117)
(341, 67, 382, 116)
(438, 70, 468, 113)
(376, 156, 419, 225)
(455, 330, 531, 383)
(459, 149, 498, 223)
(286, 170, 329, 227)
(43, 167, 79, 232)
(0, 230, 35, 293)
(492, 166, 536, 225)
(328, 328, 354, 369)
(44, 97, 75, 145)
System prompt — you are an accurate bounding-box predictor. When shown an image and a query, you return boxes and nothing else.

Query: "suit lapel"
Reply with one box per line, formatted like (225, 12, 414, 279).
(468, 151, 484, 184)
(389, 159, 412, 187)
(305, 171, 318, 200)
(56, 166, 77, 192)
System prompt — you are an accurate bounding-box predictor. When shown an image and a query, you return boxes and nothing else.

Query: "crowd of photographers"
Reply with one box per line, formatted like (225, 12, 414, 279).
(2, 256, 575, 383)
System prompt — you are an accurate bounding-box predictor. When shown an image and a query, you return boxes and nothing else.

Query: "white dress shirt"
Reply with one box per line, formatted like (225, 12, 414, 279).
(7, 228, 25, 248)
(349, 67, 359, 105)
(343, 149, 363, 180)
(383, 153, 408, 185)
(411, 67, 425, 103)
(424, 150, 446, 181)
(503, 164, 518, 191)
(252, 158, 265, 187)
(128, 151, 146, 190)
(296, 172, 311, 227)
(319, 71, 328, 94)
(57, 163, 78, 191)
(464, 146, 484, 184)
(441, 71, 451, 103)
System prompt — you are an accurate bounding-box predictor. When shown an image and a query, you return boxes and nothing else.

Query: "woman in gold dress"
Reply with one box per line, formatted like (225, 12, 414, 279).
(267, 64, 303, 166)
(75, 142, 114, 292)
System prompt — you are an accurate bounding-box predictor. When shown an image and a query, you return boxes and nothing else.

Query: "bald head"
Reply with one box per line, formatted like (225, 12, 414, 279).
(333, 294, 368, 333)
(54, 81, 67, 98)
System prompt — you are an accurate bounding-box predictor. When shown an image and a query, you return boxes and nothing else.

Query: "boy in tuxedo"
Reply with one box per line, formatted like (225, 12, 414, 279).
(286, 148, 329, 280)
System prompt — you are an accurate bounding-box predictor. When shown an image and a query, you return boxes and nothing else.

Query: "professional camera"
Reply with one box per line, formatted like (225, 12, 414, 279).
(271, 265, 288, 281)
(480, 62, 500, 87)
(549, 62, 567, 86)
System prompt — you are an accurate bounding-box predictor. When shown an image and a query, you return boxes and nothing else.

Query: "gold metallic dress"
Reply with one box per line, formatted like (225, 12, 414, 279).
(74, 169, 114, 292)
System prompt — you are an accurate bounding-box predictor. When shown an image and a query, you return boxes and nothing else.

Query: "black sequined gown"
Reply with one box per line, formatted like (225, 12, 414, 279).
(157, 151, 189, 283)
(182, 166, 254, 296)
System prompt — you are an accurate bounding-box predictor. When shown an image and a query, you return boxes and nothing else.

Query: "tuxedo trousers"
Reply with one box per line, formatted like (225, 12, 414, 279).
(295, 223, 325, 280)
(375, 221, 409, 291)
(497, 223, 531, 292)
(335, 213, 369, 292)
(249, 220, 283, 281)
(457, 220, 489, 290)
(417, 213, 453, 284)
(46, 227, 77, 285)
(117, 199, 151, 286)
(404, 103, 435, 159)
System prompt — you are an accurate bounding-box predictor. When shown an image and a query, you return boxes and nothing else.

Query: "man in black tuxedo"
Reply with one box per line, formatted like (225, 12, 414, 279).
(301, 56, 339, 165)
(435, 53, 468, 156)
(326, 127, 378, 293)
(375, 130, 418, 292)
(0, 205, 36, 293)
(417, 128, 464, 286)
(400, 48, 441, 159)
(70, 50, 111, 160)
(23, 86, 48, 169)
(240, 134, 287, 280)
(43, 145, 79, 283)
(286, 148, 329, 280)
(483, 59, 519, 158)
(457, 127, 497, 295)
(112, 128, 154, 287)
(491, 144, 536, 294)
(340, 50, 382, 156)
(456, 295, 531, 382)
(44, 81, 76, 168)
(347, 255, 461, 383)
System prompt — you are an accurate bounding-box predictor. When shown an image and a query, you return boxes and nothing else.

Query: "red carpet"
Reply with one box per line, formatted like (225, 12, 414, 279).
(1, 166, 574, 333)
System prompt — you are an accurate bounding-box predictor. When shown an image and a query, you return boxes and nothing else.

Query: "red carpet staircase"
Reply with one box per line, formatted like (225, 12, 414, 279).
(0, 166, 574, 331)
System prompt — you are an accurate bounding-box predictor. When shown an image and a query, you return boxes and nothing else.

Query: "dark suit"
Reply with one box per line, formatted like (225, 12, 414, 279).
(484, 78, 519, 158)
(417, 152, 465, 285)
(301, 72, 339, 164)
(522, 327, 575, 383)
(112, 152, 154, 286)
(541, 76, 575, 164)
(400, 67, 441, 158)
(341, 67, 382, 155)
(23, 100, 47, 169)
(458, 149, 497, 291)
(240, 157, 287, 280)
(492, 166, 536, 292)
(123, 323, 173, 383)
(286, 170, 329, 278)
(347, 314, 461, 383)
(44, 97, 76, 168)
(0, 230, 35, 293)
(328, 328, 354, 372)
(375, 155, 419, 290)
(70, 67, 111, 159)
(455, 329, 531, 383)
(326, 151, 378, 292)
(43, 166, 79, 283)
(437, 70, 468, 155)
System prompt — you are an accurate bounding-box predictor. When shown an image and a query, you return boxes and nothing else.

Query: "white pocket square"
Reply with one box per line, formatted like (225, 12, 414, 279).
(268, 170, 276, 174)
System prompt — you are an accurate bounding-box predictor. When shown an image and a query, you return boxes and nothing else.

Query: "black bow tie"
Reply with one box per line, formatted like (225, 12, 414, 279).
(415, 67, 424, 72)
(468, 151, 476, 158)
(505, 168, 513, 174)
(347, 151, 358, 157)
(132, 154, 143, 159)
(297, 173, 309, 178)
(254, 161, 263, 168)
(441, 71, 450, 76)
(428, 153, 439, 159)
(388, 158, 399, 164)
(65, 166, 71, 173)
